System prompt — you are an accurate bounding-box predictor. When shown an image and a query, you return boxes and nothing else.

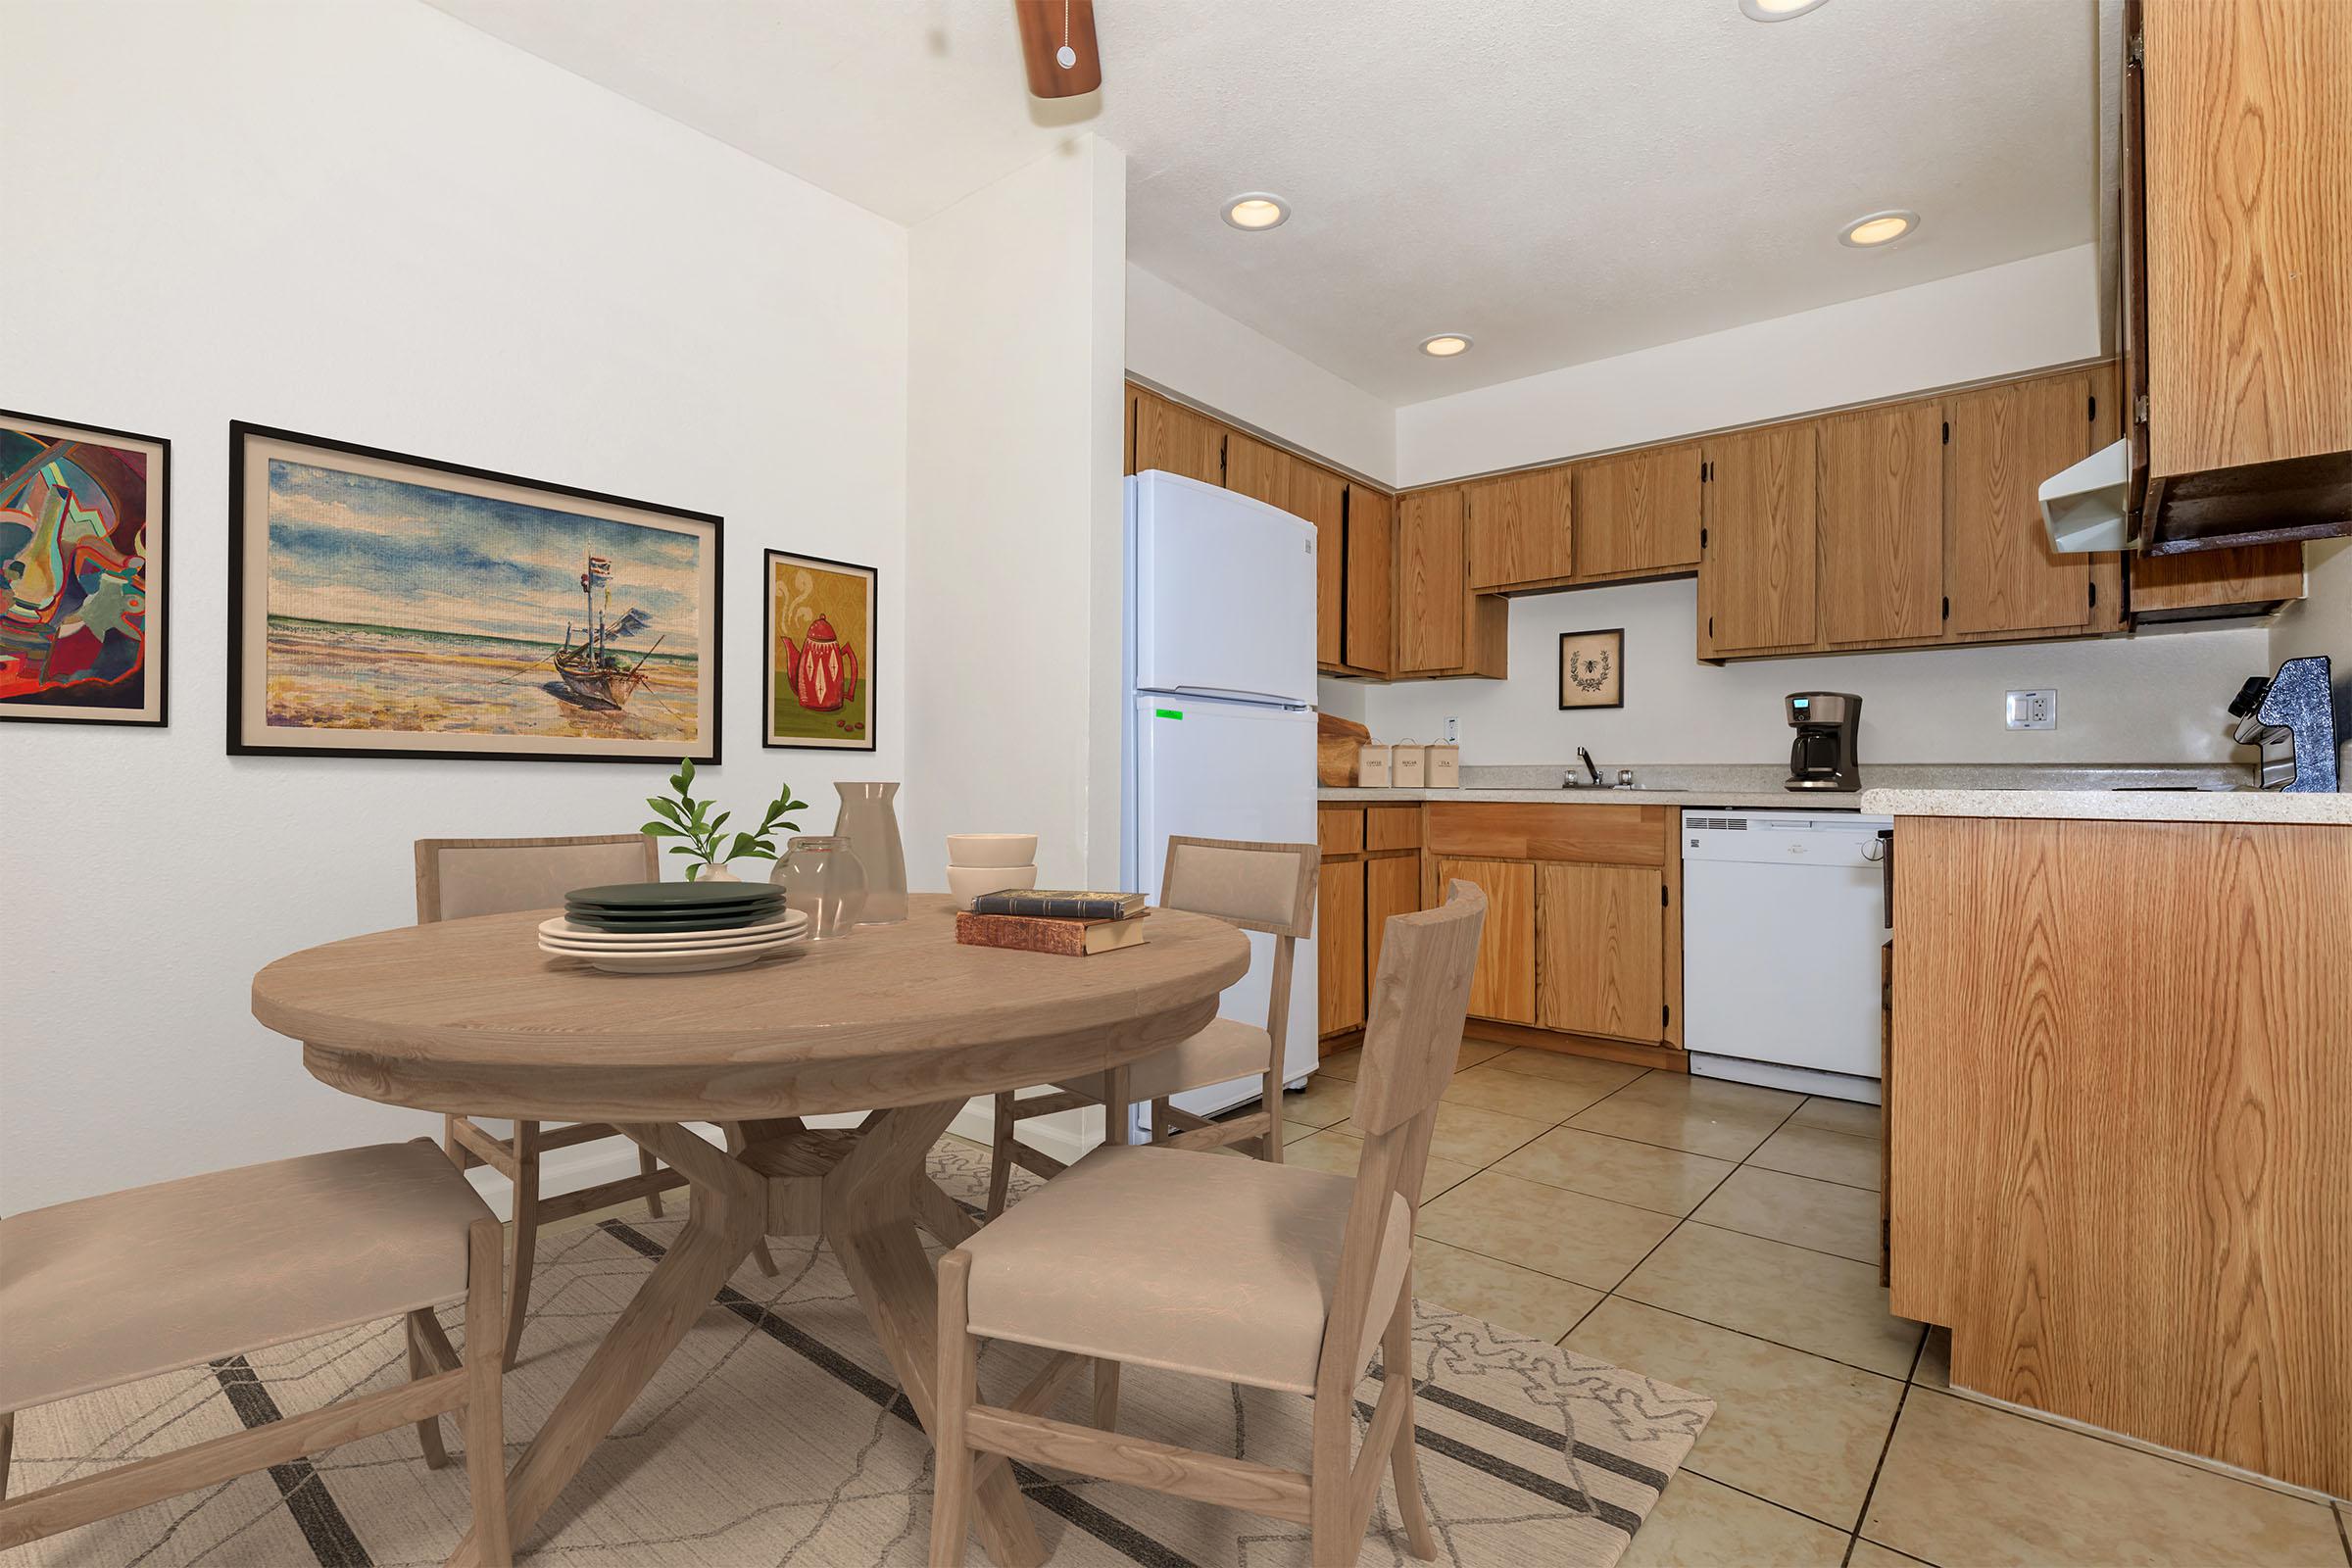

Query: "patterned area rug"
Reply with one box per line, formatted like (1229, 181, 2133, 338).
(1, 1142, 1711, 1567)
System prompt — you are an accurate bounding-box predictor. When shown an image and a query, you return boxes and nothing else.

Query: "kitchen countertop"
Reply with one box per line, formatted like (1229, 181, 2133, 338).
(1320, 762, 2271, 814)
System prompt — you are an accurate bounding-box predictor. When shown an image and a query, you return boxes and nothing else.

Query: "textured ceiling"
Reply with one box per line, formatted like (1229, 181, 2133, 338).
(429, 0, 2098, 403)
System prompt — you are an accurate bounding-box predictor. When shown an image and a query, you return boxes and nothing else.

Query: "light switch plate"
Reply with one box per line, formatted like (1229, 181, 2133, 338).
(1445, 716, 1459, 743)
(2006, 689, 2057, 729)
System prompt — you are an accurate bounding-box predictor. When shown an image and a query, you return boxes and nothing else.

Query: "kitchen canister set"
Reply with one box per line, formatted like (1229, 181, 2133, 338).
(1356, 740, 1459, 788)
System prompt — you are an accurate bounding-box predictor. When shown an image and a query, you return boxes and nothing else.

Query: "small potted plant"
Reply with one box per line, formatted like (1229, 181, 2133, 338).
(641, 758, 809, 882)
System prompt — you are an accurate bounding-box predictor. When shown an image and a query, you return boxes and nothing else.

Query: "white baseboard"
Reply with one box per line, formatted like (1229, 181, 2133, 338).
(463, 1100, 1105, 1219)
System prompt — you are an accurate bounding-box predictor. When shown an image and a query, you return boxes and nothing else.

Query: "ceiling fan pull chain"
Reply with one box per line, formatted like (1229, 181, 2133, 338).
(1056, 0, 1077, 69)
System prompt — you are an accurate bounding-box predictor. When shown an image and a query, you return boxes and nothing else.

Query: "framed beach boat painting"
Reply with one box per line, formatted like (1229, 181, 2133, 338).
(2, 410, 170, 727)
(228, 422, 720, 763)
(764, 548, 875, 751)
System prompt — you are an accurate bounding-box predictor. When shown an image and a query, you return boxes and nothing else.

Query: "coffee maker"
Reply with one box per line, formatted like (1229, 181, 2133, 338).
(1786, 692, 1862, 791)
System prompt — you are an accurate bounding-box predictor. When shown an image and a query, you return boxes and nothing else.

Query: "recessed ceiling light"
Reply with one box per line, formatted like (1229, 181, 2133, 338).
(1419, 333, 1473, 358)
(1839, 209, 1920, 247)
(1222, 193, 1290, 231)
(1740, 0, 1829, 19)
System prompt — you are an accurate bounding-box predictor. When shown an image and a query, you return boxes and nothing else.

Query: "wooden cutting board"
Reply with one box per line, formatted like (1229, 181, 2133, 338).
(1318, 712, 1369, 788)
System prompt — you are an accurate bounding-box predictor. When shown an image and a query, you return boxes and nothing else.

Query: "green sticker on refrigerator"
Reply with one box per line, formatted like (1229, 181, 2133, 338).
(1155, 709, 1184, 720)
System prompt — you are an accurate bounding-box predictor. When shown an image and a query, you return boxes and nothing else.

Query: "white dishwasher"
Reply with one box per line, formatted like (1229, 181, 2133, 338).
(1682, 810, 1891, 1102)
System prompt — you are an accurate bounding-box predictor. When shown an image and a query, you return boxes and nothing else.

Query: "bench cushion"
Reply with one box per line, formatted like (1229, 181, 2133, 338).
(1, 1142, 492, 1413)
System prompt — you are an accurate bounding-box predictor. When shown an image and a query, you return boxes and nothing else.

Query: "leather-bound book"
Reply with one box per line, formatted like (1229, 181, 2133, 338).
(955, 910, 1151, 956)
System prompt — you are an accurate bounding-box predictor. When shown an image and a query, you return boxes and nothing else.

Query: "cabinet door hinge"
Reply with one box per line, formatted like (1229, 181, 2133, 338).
(1700, 526, 1709, 549)
(2134, 392, 2150, 424)
(2088, 394, 2097, 421)
(1662, 1004, 1671, 1026)
(2089, 581, 2098, 608)
(1942, 596, 1951, 620)
(2129, 29, 2143, 65)
(1708, 615, 1715, 638)
(1661, 884, 1670, 907)
(1941, 420, 1949, 444)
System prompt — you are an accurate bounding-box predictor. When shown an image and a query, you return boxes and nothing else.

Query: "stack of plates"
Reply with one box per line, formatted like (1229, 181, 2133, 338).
(541, 881, 808, 973)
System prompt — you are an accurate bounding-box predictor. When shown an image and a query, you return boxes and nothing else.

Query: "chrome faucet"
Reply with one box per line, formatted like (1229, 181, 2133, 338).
(1576, 747, 1602, 786)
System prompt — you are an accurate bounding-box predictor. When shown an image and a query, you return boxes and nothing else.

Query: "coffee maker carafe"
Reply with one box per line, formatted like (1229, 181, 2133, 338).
(1786, 692, 1862, 792)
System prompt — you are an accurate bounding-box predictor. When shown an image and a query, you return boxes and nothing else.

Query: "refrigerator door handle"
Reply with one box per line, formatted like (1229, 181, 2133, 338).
(1166, 685, 1311, 708)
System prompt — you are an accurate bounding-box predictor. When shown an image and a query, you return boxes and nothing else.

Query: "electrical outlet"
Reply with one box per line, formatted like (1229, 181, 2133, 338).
(1445, 716, 1459, 743)
(2005, 689, 2057, 730)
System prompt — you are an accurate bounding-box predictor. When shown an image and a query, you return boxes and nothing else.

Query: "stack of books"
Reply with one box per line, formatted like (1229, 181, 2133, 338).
(955, 889, 1151, 956)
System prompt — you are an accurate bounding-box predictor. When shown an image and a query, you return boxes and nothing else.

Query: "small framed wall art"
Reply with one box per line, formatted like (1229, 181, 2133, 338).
(2, 410, 170, 726)
(764, 548, 876, 751)
(1558, 627, 1624, 710)
(228, 422, 721, 763)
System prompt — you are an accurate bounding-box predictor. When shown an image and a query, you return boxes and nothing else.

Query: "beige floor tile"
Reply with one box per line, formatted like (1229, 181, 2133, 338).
(1748, 1122, 1882, 1190)
(1790, 1095, 1883, 1139)
(1454, 1036, 1512, 1069)
(1847, 1544, 1934, 1568)
(1481, 1048, 1648, 1097)
(1913, 1326, 1950, 1390)
(1619, 1222, 1925, 1378)
(1417, 1169, 1679, 1292)
(1283, 1128, 1477, 1200)
(1566, 1298, 1904, 1529)
(1690, 1166, 1884, 1264)
(1619, 1473, 1851, 1568)
(1340, 1099, 1550, 1167)
(1443, 1061, 1622, 1123)
(1314, 1046, 1363, 1079)
(1279, 1072, 1356, 1128)
(1281, 1119, 1321, 1145)
(1863, 1389, 2345, 1567)
(1409, 1237, 1603, 1343)
(1565, 1071, 1800, 1161)
(1494, 1127, 1736, 1216)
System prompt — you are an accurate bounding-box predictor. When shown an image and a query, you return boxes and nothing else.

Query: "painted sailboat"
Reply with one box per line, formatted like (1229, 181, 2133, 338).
(551, 554, 662, 710)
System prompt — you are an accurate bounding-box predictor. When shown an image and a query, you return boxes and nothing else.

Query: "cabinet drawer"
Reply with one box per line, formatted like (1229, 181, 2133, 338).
(1426, 802, 1668, 865)
(1365, 804, 1421, 852)
(1318, 807, 1364, 857)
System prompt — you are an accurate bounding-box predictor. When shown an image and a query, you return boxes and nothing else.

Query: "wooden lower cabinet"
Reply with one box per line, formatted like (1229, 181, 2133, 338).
(1537, 862, 1664, 1041)
(1316, 860, 1365, 1037)
(1364, 856, 1420, 1001)
(1432, 858, 1537, 1024)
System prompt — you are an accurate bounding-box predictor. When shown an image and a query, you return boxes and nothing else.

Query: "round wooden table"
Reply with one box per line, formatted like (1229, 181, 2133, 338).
(253, 895, 1250, 1566)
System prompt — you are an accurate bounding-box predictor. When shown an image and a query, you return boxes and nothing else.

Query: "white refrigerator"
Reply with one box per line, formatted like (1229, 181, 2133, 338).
(1121, 470, 1319, 1123)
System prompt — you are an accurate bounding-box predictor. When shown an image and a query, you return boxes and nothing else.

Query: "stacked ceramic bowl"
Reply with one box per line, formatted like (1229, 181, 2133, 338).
(539, 880, 808, 973)
(945, 835, 1039, 910)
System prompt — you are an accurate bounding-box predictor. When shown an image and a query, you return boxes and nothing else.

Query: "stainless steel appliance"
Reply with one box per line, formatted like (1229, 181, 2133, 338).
(1786, 692, 1862, 792)
(2229, 656, 2338, 793)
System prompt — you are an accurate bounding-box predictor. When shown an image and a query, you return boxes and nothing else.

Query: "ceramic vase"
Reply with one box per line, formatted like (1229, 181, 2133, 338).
(834, 782, 907, 924)
(772, 836, 865, 940)
(697, 863, 742, 883)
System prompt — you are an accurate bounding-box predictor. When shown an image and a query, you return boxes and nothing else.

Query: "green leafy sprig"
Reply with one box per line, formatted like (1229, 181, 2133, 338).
(640, 758, 808, 881)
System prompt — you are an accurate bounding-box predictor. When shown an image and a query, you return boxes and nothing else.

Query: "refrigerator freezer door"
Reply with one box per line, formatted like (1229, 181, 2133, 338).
(1129, 471, 1317, 708)
(1126, 694, 1317, 1118)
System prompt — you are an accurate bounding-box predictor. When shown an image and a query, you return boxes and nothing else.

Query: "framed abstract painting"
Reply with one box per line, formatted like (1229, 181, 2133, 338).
(228, 422, 721, 763)
(764, 548, 875, 751)
(1, 410, 170, 726)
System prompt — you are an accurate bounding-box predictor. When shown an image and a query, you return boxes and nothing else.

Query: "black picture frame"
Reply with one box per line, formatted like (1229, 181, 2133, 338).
(1, 408, 171, 727)
(226, 420, 722, 764)
(1558, 627, 1625, 710)
(762, 546, 878, 753)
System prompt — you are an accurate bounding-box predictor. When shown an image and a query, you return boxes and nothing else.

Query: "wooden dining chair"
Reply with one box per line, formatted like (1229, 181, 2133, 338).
(933, 881, 1485, 1565)
(0, 1140, 511, 1564)
(984, 836, 1317, 1217)
(416, 834, 777, 1369)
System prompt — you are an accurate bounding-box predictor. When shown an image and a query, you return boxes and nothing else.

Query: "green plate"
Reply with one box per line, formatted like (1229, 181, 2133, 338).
(565, 881, 783, 910)
(564, 908, 791, 934)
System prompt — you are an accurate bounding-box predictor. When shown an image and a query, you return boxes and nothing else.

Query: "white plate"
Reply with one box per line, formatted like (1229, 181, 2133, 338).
(540, 930, 805, 961)
(537, 911, 805, 947)
(541, 941, 808, 975)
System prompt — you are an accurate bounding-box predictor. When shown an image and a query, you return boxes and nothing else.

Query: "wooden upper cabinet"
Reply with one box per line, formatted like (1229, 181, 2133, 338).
(1395, 487, 1468, 673)
(1465, 467, 1574, 590)
(1573, 442, 1703, 579)
(1537, 862, 1664, 1043)
(2140, 0, 2352, 480)
(2132, 541, 2306, 617)
(1344, 484, 1394, 677)
(1818, 401, 1945, 647)
(1702, 423, 1819, 656)
(1945, 373, 2095, 636)
(1131, 390, 1225, 485)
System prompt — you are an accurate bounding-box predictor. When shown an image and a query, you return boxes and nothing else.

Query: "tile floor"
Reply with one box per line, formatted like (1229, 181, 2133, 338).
(1282, 1036, 2352, 1568)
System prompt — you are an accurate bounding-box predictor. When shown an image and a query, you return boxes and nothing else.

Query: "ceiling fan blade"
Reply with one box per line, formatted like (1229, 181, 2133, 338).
(1013, 0, 1102, 98)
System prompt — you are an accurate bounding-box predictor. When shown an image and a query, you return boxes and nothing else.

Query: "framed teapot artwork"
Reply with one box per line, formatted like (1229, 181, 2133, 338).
(764, 548, 876, 751)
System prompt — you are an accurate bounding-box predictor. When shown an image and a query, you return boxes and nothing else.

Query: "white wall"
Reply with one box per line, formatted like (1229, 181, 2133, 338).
(1127, 265, 1395, 485)
(1370, 576, 2271, 766)
(904, 139, 1127, 894)
(1364, 241, 2272, 769)
(1393, 245, 2103, 487)
(1, 0, 911, 1211)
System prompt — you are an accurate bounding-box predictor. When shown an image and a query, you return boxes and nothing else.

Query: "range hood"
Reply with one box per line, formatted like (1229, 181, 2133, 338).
(2040, 439, 2133, 554)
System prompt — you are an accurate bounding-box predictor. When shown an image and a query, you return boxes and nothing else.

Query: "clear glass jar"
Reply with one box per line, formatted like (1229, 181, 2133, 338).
(772, 835, 866, 940)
